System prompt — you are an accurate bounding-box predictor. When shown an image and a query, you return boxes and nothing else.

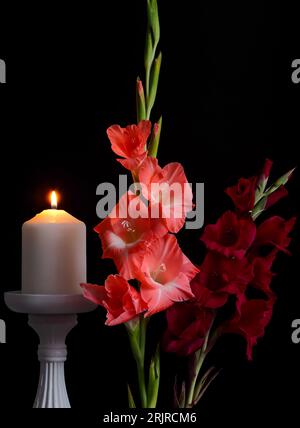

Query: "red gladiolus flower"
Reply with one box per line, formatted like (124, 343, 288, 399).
(265, 186, 289, 209)
(255, 158, 273, 192)
(201, 211, 256, 259)
(225, 177, 256, 214)
(95, 192, 168, 280)
(223, 298, 275, 360)
(261, 158, 273, 180)
(250, 251, 277, 296)
(163, 302, 214, 356)
(138, 157, 193, 233)
(135, 234, 199, 316)
(191, 251, 253, 309)
(107, 120, 151, 171)
(81, 275, 147, 326)
(253, 216, 296, 254)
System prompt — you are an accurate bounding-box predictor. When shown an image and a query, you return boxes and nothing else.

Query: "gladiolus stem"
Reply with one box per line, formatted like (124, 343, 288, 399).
(252, 166, 295, 220)
(185, 317, 217, 407)
(127, 316, 148, 408)
(125, 0, 162, 408)
(147, 345, 160, 407)
(186, 349, 206, 407)
(145, 67, 151, 106)
(138, 0, 161, 136)
(139, 316, 148, 361)
(136, 359, 148, 408)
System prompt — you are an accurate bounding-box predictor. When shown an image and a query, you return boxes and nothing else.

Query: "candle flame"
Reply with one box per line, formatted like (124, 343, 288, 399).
(50, 191, 58, 209)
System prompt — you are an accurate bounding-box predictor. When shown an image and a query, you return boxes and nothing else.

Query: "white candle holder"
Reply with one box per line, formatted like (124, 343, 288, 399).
(4, 291, 96, 408)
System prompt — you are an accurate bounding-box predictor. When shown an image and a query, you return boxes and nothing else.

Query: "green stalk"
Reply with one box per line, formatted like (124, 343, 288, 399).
(139, 317, 148, 362)
(126, 316, 148, 408)
(147, 345, 160, 407)
(185, 349, 206, 407)
(145, 47, 152, 100)
(185, 317, 216, 407)
(146, 52, 162, 119)
(142, 0, 161, 122)
(136, 357, 147, 408)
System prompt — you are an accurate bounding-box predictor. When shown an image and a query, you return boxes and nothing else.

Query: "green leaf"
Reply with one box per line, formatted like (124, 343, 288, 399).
(148, 116, 162, 158)
(144, 0, 161, 104)
(147, 52, 162, 119)
(265, 167, 295, 196)
(147, 345, 160, 408)
(127, 384, 136, 408)
(173, 376, 180, 408)
(149, 0, 160, 45)
(251, 195, 268, 220)
(173, 377, 186, 408)
(144, 31, 153, 72)
(252, 167, 295, 220)
(255, 177, 268, 204)
(193, 367, 221, 406)
(178, 380, 186, 408)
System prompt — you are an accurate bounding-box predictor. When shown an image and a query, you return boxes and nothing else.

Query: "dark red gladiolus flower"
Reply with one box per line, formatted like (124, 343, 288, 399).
(191, 251, 253, 309)
(223, 298, 275, 360)
(255, 159, 273, 193)
(250, 250, 277, 296)
(225, 177, 256, 214)
(163, 302, 214, 356)
(81, 275, 147, 326)
(253, 216, 296, 254)
(201, 211, 256, 259)
(265, 186, 288, 209)
(261, 158, 273, 181)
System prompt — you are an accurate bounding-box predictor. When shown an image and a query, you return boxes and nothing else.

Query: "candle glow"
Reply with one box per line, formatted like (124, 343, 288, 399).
(50, 191, 58, 209)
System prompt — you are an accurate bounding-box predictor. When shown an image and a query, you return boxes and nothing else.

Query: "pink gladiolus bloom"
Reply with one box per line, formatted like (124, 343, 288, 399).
(107, 120, 151, 172)
(138, 157, 193, 233)
(135, 234, 199, 316)
(81, 275, 147, 326)
(95, 192, 168, 279)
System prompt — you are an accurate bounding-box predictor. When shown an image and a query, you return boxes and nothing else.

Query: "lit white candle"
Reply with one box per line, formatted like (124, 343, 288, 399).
(22, 191, 86, 294)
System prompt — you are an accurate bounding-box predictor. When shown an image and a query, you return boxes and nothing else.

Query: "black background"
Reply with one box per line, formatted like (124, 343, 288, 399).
(0, 0, 299, 424)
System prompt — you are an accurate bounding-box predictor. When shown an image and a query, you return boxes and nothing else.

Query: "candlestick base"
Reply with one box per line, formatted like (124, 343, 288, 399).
(4, 291, 96, 408)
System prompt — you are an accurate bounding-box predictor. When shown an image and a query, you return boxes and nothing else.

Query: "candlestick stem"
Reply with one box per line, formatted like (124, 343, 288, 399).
(28, 314, 77, 408)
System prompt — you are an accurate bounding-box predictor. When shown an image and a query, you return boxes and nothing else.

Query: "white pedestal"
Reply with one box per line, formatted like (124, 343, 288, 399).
(4, 291, 96, 408)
